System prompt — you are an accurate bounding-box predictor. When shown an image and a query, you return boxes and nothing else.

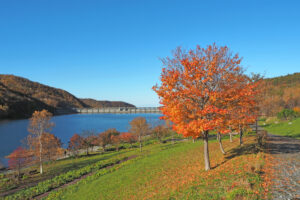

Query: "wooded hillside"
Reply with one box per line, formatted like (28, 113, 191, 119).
(80, 98, 135, 108)
(260, 73, 300, 116)
(0, 75, 135, 119)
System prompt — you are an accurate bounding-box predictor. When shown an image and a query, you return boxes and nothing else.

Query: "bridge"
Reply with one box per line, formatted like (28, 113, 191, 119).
(74, 107, 161, 114)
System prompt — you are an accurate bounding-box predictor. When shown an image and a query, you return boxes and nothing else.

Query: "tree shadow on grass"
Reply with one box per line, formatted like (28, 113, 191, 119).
(263, 134, 300, 154)
(211, 141, 259, 170)
(213, 134, 300, 170)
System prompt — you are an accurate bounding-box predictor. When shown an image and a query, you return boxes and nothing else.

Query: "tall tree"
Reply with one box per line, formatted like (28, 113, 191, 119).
(28, 109, 54, 174)
(227, 75, 261, 146)
(130, 117, 149, 152)
(153, 44, 243, 170)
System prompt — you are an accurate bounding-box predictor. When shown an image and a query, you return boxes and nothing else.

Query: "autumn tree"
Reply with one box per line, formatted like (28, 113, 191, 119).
(130, 117, 149, 152)
(99, 128, 120, 152)
(119, 132, 137, 147)
(26, 132, 63, 166)
(80, 130, 98, 155)
(68, 134, 83, 157)
(227, 74, 261, 146)
(6, 147, 32, 179)
(152, 125, 167, 143)
(28, 109, 54, 174)
(153, 44, 244, 170)
(111, 135, 121, 151)
(42, 133, 63, 161)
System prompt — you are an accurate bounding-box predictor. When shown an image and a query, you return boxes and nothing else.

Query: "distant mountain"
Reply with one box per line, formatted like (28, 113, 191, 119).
(260, 72, 300, 116)
(0, 75, 135, 119)
(80, 98, 135, 108)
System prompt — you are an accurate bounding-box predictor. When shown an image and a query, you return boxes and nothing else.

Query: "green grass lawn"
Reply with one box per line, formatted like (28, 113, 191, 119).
(45, 135, 265, 200)
(261, 117, 300, 139)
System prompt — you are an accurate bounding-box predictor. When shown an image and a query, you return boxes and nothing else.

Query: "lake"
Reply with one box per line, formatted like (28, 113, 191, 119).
(0, 113, 163, 167)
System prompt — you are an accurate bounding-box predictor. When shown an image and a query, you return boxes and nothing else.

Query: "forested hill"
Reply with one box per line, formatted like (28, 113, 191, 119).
(0, 75, 135, 119)
(80, 98, 135, 108)
(260, 72, 300, 116)
(265, 72, 300, 87)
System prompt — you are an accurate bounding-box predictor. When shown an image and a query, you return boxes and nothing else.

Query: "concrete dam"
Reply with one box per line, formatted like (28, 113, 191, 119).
(74, 107, 161, 114)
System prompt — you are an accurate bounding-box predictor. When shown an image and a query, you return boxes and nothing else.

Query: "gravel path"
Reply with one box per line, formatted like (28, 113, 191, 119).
(266, 134, 300, 200)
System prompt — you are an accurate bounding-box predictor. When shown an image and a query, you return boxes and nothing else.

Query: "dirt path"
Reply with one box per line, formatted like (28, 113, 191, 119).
(34, 155, 137, 200)
(265, 134, 300, 199)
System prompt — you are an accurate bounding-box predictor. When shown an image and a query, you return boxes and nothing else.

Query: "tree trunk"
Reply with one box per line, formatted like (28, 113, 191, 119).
(217, 132, 226, 154)
(229, 133, 233, 142)
(239, 129, 243, 146)
(39, 134, 43, 174)
(193, 138, 195, 143)
(139, 135, 142, 152)
(255, 119, 258, 134)
(17, 164, 20, 181)
(172, 132, 174, 144)
(203, 131, 211, 171)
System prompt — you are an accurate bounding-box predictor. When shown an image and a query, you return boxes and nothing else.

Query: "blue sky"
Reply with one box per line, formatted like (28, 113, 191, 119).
(0, 0, 299, 107)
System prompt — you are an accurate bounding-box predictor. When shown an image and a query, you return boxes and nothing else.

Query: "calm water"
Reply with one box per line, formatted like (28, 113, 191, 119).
(0, 113, 162, 167)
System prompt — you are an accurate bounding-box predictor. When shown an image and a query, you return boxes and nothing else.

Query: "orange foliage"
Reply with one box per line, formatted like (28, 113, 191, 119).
(111, 135, 121, 151)
(293, 107, 300, 114)
(153, 44, 243, 138)
(119, 132, 137, 145)
(6, 147, 32, 177)
(68, 133, 83, 156)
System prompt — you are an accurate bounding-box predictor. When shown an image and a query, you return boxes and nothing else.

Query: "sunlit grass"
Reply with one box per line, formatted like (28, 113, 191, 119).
(49, 135, 265, 200)
(261, 117, 300, 139)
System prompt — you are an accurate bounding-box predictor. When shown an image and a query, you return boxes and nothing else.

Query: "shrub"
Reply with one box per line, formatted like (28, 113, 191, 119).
(277, 109, 298, 120)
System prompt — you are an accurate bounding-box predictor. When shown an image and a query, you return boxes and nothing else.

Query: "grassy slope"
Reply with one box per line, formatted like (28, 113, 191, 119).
(48, 135, 265, 200)
(0, 149, 135, 194)
(261, 117, 300, 139)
